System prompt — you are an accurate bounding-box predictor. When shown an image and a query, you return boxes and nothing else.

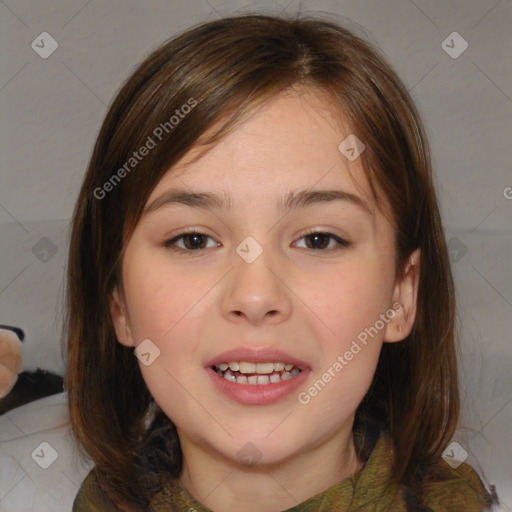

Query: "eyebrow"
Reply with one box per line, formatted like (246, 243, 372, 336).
(143, 188, 373, 217)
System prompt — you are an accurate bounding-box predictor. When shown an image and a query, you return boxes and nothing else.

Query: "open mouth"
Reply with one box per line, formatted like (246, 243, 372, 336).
(212, 361, 302, 385)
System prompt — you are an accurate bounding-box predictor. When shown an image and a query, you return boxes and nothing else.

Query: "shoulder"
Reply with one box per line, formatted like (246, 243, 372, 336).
(421, 458, 496, 511)
(73, 466, 161, 511)
(73, 467, 135, 512)
(73, 467, 118, 511)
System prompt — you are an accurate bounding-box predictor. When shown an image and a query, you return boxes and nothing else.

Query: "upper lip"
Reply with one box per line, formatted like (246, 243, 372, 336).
(205, 346, 310, 369)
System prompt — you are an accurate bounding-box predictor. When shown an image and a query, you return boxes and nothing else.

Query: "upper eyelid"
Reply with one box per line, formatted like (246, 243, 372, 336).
(166, 227, 347, 240)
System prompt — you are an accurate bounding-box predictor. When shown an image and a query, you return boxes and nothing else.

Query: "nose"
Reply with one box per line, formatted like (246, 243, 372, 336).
(222, 244, 292, 326)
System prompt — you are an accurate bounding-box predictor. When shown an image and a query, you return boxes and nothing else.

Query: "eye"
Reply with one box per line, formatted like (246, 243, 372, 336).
(163, 228, 350, 253)
(163, 229, 219, 252)
(294, 230, 351, 251)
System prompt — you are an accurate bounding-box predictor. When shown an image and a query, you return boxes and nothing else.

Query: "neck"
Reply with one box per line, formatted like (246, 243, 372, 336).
(178, 422, 360, 512)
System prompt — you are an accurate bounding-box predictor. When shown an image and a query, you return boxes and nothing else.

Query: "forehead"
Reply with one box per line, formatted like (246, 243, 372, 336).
(155, 89, 362, 186)
(184, 87, 351, 163)
(144, 87, 391, 232)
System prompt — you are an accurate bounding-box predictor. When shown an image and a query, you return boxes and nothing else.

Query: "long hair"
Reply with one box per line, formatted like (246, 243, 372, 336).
(63, 13, 459, 509)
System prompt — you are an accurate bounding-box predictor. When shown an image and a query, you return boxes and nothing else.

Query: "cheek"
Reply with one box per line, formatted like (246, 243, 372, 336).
(310, 357, 380, 423)
(123, 249, 211, 340)
(301, 256, 392, 346)
(121, 251, 211, 403)
(123, 258, 210, 420)
(294, 254, 391, 410)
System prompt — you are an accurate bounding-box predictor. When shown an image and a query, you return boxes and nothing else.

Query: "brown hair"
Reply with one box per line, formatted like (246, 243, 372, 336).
(64, 13, 460, 510)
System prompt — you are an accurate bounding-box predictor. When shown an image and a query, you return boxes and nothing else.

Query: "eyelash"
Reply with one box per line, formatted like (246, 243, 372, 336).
(162, 228, 351, 253)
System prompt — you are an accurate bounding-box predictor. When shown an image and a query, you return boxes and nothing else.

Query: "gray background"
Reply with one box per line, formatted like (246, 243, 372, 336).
(0, 0, 511, 510)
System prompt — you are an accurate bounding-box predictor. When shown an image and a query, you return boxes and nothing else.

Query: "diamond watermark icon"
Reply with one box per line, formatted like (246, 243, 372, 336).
(237, 442, 263, 465)
(236, 236, 263, 264)
(31, 32, 59, 59)
(441, 32, 468, 59)
(447, 237, 468, 263)
(338, 134, 366, 162)
(31, 441, 58, 469)
(32, 237, 58, 263)
(135, 338, 161, 366)
(442, 441, 468, 469)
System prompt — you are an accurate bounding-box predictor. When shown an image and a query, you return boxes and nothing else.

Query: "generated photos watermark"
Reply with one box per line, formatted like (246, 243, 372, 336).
(297, 302, 403, 405)
(93, 97, 198, 200)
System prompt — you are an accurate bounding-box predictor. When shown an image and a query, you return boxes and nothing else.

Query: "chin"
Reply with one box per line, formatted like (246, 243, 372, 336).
(219, 436, 304, 468)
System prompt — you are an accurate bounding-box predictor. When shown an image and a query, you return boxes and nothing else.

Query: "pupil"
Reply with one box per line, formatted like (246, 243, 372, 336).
(307, 233, 328, 249)
(185, 234, 205, 250)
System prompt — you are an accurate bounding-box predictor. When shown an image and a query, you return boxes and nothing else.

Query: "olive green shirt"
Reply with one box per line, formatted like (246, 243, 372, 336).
(73, 434, 495, 511)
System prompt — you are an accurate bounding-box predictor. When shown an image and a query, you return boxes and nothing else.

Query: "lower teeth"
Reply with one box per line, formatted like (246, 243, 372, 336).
(215, 367, 301, 384)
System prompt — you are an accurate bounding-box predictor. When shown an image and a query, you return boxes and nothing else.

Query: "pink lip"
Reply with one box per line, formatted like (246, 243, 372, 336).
(205, 366, 311, 405)
(204, 346, 311, 369)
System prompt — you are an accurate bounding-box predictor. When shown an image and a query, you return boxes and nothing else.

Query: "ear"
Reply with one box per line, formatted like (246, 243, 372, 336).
(110, 286, 135, 347)
(383, 248, 421, 343)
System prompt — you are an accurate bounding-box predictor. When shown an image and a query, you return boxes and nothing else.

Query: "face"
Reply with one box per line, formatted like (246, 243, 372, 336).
(111, 87, 419, 469)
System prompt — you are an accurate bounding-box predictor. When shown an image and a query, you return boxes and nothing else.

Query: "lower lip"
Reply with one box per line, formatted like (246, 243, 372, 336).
(205, 366, 311, 405)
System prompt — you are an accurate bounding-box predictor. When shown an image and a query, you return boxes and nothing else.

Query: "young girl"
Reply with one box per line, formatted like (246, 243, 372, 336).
(65, 13, 498, 511)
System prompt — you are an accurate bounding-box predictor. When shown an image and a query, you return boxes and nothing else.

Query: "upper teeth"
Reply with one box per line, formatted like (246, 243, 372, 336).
(216, 361, 296, 374)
